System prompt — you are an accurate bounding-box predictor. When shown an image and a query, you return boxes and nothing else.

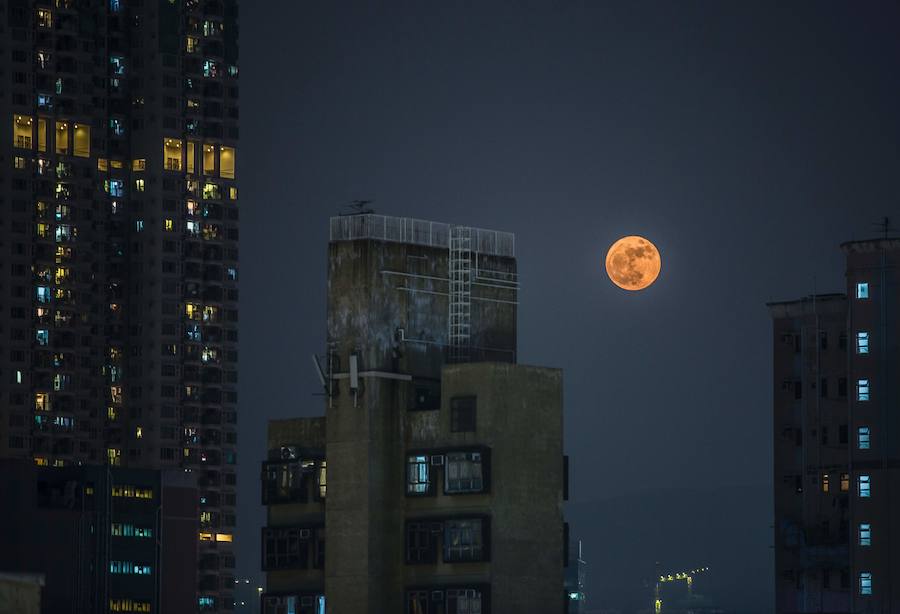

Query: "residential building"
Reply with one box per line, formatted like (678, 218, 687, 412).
(565, 539, 586, 614)
(0, 573, 44, 614)
(770, 238, 900, 612)
(261, 214, 568, 613)
(0, 1, 240, 611)
(0, 459, 197, 614)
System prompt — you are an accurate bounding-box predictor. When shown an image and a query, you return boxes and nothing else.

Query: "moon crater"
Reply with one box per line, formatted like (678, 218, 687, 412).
(605, 236, 661, 291)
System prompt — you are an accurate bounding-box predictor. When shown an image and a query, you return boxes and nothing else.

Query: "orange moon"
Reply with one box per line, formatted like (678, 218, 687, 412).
(605, 235, 661, 291)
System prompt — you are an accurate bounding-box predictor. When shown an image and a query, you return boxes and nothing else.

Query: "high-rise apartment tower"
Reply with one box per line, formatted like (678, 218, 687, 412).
(771, 238, 900, 612)
(0, 1, 240, 611)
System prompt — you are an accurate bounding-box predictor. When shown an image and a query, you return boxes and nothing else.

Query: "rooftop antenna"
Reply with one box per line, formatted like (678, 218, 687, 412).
(341, 199, 375, 216)
(873, 216, 894, 239)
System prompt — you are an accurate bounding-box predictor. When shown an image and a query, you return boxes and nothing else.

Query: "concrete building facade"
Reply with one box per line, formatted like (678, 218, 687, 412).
(262, 214, 567, 614)
(0, 1, 240, 610)
(771, 238, 900, 613)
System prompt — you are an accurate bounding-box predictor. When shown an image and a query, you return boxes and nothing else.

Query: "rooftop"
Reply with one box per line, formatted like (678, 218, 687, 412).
(329, 213, 515, 258)
(840, 237, 900, 253)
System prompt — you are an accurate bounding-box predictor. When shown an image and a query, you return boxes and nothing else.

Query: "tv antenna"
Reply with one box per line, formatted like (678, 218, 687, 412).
(342, 199, 375, 215)
(873, 217, 895, 239)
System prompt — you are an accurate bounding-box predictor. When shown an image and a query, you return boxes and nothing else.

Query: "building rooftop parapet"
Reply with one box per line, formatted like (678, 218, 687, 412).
(329, 213, 515, 257)
(766, 293, 847, 318)
(840, 237, 900, 253)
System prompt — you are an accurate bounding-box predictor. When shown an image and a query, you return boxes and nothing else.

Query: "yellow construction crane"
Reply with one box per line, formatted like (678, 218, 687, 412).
(653, 566, 710, 613)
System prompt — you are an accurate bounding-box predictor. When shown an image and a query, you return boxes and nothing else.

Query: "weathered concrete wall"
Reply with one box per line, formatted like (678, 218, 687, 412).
(0, 575, 42, 614)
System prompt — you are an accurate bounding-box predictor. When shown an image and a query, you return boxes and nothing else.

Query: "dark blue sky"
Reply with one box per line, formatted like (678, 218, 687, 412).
(238, 2, 900, 610)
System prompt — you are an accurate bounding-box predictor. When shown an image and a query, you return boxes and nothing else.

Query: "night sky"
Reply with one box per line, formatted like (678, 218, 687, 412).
(237, 3, 900, 611)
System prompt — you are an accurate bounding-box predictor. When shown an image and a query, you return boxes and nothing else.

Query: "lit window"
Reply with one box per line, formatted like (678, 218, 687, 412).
(821, 473, 830, 493)
(857, 379, 870, 401)
(203, 144, 215, 175)
(110, 118, 125, 136)
(856, 331, 870, 354)
(34, 457, 48, 467)
(108, 448, 121, 467)
(55, 121, 68, 155)
(35, 393, 50, 411)
(37, 93, 53, 111)
(199, 532, 214, 541)
(858, 475, 871, 498)
(840, 472, 849, 492)
(110, 56, 126, 75)
(859, 523, 871, 546)
(136, 426, 143, 439)
(37, 118, 47, 152)
(860, 572, 872, 595)
(133, 158, 146, 171)
(163, 138, 183, 171)
(165, 219, 174, 231)
(215, 533, 233, 542)
(111, 159, 123, 169)
(219, 146, 235, 178)
(406, 455, 431, 495)
(134, 178, 145, 192)
(135, 220, 144, 232)
(203, 59, 218, 78)
(13, 115, 33, 149)
(229, 186, 238, 200)
(97, 158, 108, 172)
(36, 329, 49, 346)
(318, 460, 327, 499)
(857, 283, 869, 299)
(187, 141, 197, 174)
(36, 9, 52, 28)
(859, 426, 871, 450)
(186, 36, 199, 53)
(14, 156, 26, 170)
(73, 124, 90, 157)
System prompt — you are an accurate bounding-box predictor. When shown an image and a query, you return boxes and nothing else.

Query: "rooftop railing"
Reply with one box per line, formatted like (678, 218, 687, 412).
(329, 214, 515, 258)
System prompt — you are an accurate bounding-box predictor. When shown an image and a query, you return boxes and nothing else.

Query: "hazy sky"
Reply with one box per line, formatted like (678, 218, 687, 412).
(237, 2, 900, 610)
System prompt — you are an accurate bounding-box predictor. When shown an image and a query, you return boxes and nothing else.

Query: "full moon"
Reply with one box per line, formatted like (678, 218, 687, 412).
(605, 235, 661, 291)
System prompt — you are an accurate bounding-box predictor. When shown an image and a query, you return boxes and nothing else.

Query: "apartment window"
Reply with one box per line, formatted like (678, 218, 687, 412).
(857, 332, 869, 354)
(261, 594, 325, 614)
(36, 329, 49, 346)
(448, 589, 483, 614)
(37, 9, 52, 27)
(262, 527, 313, 570)
(406, 521, 438, 564)
(187, 141, 197, 174)
(858, 475, 871, 498)
(838, 378, 847, 398)
(220, 146, 235, 178)
(860, 572, 872, 595)
(450, 397, 476, 433)
(859, 523, 871, 546)
(445, 451, 485, 494)
(820, 378, 828, 398)
(13, 115, 33, 149)
(857, 283, 869, 299)
(857, 379, 870, 401)
(840, 473, 849, 492)
(858, 426, 871, 450)
(405, 589, 484, 614)
(73, 124, 90, 157)
(406, 454, 431, 495)
(444, 518, 486, 562)
(821, 473, 830, 493)
(55, 122, 69, 154)
(203, 144, 216, 175)
(109, 561, 151, 575)
(133, 159, 146, 171)
(164, 138, 183, 171)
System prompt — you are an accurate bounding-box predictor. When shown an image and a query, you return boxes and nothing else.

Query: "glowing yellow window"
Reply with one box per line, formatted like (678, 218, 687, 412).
(108, 406, 117, 420)
(34, 457, 49, 467)
(107, 448, 121, 466)
(55, 121, 69, 155)
(14, 156, 26, 170)
(73, 123, 90, 157)
(36, 222, 51, 238)
(132, 158, 146, 171)
(215, 533, 233, 543)
(187, 141, 197, 174)
(202, 144, 215, 175)
(199, 532, 214, 541)
(135, 178, 145, 192)
(136, 426, 143, 439)
(229, 186, 238, 200)
(110, 159, 123, 169)
(97, 158, 108, 172)
(822, 473, 830, 493)
(164, 138, 183, 171)
(164, 219, 174, 231)
(35, 393, 50, 411)
(186, 36, 199, 53)
(185, 303, 201, 320)
(36, 9, 52, 28)
(37, 118, 47, 152)
(13, 115, 33, 149)
(219, 146, 235, 179)
(52, 459, 65, 468)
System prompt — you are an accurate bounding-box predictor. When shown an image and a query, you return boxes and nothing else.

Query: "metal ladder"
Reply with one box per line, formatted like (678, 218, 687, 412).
(448, 225, 473, 362)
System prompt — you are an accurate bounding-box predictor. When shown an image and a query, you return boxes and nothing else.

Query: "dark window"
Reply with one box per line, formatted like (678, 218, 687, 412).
(820, 378, 828, 398)
(406, 455, 431, 495)
(261, 460, 309, 504)
(819, 331, 828, 350)
(450, 396, 476, 432)
(405, 588, 486, 614)
(821, 427, 828, 446)
(839, 332, 847, 351)
(262, 527, 321, 570)
(444, 518, 487, 562)
(447, 589, 483, 614)
(444, 451, 485, 494)
(406, 521, 439, 564)
(838, 378, 848, 398)
(839, 424, 848, 445)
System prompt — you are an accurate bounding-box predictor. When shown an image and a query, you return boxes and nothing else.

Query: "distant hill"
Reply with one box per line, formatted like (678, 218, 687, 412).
(566, 483, 773, 614)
